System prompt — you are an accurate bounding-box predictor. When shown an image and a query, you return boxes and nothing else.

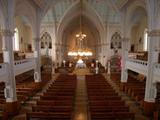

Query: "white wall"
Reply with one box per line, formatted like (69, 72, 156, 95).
(24, 26, 33, 51)
(106, 23, 122, 59)
(130, 17, 147, 52)
(15, 16, 33, 52)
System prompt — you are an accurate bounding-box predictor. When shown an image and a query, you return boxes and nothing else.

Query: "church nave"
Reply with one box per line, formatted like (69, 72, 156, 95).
(0, 0, 160, 119)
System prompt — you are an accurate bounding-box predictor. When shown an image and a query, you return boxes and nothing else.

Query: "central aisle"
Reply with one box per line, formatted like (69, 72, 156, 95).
(73, 68, 90, 76)
(73, 75, 88, 120)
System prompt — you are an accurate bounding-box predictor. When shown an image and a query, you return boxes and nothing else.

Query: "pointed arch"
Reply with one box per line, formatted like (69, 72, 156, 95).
(40, 32, 52, 56)
(146, 0, 160, 29)
(125, 0, 147, 38)
(15, 0, 36, 37)
(40, 28, 54, 42)
(56, 0, 106, 45)
(40, 32, 52, 49)
(110, 31, 122, 49)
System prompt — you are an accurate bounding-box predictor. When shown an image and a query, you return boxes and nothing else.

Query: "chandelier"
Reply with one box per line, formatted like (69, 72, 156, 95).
(67, 0, 93, 57)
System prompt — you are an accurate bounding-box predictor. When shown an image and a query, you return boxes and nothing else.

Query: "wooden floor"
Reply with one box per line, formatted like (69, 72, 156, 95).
(73, 68, 91, 76)
(73, 75, 88, 120)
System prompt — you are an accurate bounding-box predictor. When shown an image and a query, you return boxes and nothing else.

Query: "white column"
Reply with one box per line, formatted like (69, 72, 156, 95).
(103, 44, 108, 68)
(101, 44, 105, 66)
(59, 45, 63, 65)
(107, 60, 111, 74)
(51, 45, 56, 74)
(1, 29, 17, 102)
(34, 38, 41, 82)
(144, 30, 160, 102)
(56, 45, 61, 67)
(63, 60, 66, 67)
(98, 46, 101, 60)
(98, 45, 103, 64)
(95, 60, 99, 74)
(121, 38, 129, 83)
(100, 44, 103, 66)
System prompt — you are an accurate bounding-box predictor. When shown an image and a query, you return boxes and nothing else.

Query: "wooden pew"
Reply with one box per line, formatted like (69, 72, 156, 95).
(26, 112, 71, 120)
(36, 100, 73, 106)
(90, 112, 135, 120)
(32, 106, 72, 112)
(86, 74, 135, 120)
(26, 74, 76, 120)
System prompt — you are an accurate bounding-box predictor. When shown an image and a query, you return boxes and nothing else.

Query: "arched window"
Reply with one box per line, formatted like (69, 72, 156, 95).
(143, 28, 148, 51)
(40, 32, 52, 56)
(111, 32, 122, 49)
(13, 28, 19, 51)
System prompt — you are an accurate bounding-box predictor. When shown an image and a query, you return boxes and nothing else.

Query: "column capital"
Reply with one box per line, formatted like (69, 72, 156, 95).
(122, 37, 130, 41)
(33, 38, 41, 42)
(55, 43, 60, 46)
(0, 29, 14, 37)
(148, 30, 160, 37)
(101, 43, 109, 46)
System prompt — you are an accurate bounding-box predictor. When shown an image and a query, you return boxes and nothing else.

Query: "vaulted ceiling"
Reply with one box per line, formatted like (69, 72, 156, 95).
(32, 0, 50, 9)
(41, 0, 129, 24)
(31, 0, 129, 10)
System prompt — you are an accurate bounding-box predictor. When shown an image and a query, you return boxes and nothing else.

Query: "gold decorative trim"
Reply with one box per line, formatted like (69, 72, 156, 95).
(0, 29, 14, 37)
(148, 30, 160, 37)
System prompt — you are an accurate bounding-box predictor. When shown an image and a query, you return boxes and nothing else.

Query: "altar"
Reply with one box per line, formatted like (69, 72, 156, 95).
(72, 59, 91, 75)
(76, 62, 86, 68)
(75, 59, 86, 68)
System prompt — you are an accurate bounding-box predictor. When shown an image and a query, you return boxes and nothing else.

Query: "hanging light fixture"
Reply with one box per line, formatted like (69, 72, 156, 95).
(75, 0, 86, 40)
(67, 0, 93, 57)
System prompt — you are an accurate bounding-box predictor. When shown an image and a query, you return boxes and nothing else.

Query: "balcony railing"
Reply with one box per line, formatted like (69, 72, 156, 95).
(14, 58, 35, 75)
(126, 58, 160, 82)
(0, 63, 8, 82)
(153, 63, 160, 82)
(126, 58, 148, 75)
(0, 58, 35, 82)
